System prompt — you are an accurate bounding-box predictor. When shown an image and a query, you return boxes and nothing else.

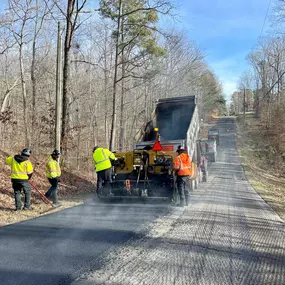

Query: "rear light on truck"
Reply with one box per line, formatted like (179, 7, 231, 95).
(162, 145, 174, 151)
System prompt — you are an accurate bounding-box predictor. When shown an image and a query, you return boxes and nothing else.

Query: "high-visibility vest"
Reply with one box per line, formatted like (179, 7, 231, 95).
(46, 156, 61, 179)
(6, 156, 33, 180)
(173, 153, 192, 176)
(93, 148, 116, 172)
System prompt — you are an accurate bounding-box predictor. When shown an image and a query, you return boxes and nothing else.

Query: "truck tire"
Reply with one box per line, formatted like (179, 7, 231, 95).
(194, 176, 199, 189)
(198, 168, 203, 183)
(189, 179, 194, 192)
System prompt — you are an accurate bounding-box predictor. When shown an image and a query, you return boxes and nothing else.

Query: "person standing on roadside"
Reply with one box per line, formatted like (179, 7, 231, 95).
(173, 147, 192, 207)
(6, 148, 33, 211)
(45, 149, 61, 206)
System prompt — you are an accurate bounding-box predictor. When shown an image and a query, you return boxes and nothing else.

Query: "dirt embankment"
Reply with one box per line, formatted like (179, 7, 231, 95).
(0, 150, 95, 226)
(236, 115, 285, 221)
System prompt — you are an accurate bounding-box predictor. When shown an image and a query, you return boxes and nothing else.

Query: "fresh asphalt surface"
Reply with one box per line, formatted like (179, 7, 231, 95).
(1, 117, 284, 285)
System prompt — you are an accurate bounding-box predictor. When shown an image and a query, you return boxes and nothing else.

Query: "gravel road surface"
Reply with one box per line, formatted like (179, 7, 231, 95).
(1, 117, 284, 285)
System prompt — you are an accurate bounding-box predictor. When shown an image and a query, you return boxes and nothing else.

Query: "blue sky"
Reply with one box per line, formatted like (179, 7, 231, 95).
(177, 0, 272, 100)
(0, 2, 7, 12)
(0, 0, 272, 101)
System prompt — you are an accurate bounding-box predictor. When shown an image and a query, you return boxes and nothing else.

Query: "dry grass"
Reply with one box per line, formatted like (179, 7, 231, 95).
(236, 115, 285, 221)
(0, 151, 96, 227)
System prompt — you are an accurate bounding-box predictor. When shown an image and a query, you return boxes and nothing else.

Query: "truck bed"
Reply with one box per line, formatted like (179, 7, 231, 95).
(156, 96, 196, 140)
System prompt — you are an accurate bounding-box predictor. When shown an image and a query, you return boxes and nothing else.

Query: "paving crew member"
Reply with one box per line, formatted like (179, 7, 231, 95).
(93, 146, 117, 197)
(6, 148, 33, 211)
(173, 147, 192, 207)
(45, 149, 61, 206)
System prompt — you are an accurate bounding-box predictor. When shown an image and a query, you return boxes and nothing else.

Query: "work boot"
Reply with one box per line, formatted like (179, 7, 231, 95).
(185, 198, 189, 207)
(22, 207, 31, 211)
(53, 202, 61, 208)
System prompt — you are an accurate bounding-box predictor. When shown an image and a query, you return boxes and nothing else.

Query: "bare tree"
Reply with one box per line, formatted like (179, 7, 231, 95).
(54, 0, 89, 151)
(8, 0, 36, 145)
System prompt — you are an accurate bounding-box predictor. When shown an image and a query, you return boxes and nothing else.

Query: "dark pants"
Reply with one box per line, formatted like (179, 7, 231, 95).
(45, 178, 58, 204)
(12, 180, 31, 210)
(177, 176, 190, 206)
(96, 168, 112, 196)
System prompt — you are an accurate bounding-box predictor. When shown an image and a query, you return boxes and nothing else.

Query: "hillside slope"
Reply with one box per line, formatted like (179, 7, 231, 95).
(236, 115, 285, 221)
(0, 150, 95, 226)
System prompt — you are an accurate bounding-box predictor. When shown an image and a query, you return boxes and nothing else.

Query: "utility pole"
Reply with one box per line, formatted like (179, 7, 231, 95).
(243, 87, 246, 127)
(237, 92, 240, 115)
(55, 22, 62, 151)
(244, 88, 246, 114)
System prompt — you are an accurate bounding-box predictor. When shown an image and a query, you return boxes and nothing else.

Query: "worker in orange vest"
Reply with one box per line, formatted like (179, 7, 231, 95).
(173, 147, 192, 207)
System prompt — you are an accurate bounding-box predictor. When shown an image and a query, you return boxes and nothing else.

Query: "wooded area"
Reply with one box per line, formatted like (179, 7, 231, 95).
(230, 0, 285, 174)
(0, 0, 225, 170)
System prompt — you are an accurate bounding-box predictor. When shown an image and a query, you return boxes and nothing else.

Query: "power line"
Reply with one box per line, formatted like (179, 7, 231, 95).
(249, 0, 272, 53)
(259, 0, 272, 40)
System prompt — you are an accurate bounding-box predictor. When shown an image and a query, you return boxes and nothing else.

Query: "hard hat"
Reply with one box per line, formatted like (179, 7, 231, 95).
(52, 149, 60, 156)
(21, 148, 32, 157)
(176, 146, 185, 153)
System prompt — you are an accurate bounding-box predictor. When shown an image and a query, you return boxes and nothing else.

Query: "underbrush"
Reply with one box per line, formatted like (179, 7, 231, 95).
(0, 150, 95, 226)
(236, 115, 285, 221)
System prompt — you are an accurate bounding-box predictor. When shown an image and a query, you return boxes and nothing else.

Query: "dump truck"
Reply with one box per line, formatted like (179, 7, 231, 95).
(106, 96, 208, 202)
(208, 128, 220, 145)
(200, 139, 217, 163)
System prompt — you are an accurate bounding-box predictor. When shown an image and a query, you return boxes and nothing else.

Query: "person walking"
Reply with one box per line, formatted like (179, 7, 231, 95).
(45, 149, 61, 206)
(93, 146, 117, 197)
(6, 148, 33, 211)
(173, 147, 192, 207)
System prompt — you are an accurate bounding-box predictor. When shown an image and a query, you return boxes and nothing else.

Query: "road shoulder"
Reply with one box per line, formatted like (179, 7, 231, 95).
(236, 116, 285, 221)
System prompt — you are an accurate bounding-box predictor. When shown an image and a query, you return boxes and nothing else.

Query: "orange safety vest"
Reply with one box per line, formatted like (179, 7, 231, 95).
(173, 153, 192, 176)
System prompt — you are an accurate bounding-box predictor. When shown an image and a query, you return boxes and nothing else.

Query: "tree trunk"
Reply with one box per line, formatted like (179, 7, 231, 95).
(1, 79, 19, 113)
(144, 79, 148, 121)
(19, 43, 29, 145)
(109, 0, 122, 151)
(103, 31, 109, 146)
(119, 62, 125, 151)
(31, 0, 38, 145)
(119, 5, 125, 151)
(61, 0, 75, 151)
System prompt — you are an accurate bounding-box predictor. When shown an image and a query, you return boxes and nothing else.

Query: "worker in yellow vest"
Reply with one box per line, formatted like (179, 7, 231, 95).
(93, 146, 117, 197)
(45, 149, 61, 206)
(6, 148, 33, 211)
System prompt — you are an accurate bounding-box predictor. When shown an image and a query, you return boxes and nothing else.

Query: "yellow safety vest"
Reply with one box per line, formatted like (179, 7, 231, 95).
(46, 156, 61, 178)
(6, 156, 33, 180)
(93, 148, 116, 172)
